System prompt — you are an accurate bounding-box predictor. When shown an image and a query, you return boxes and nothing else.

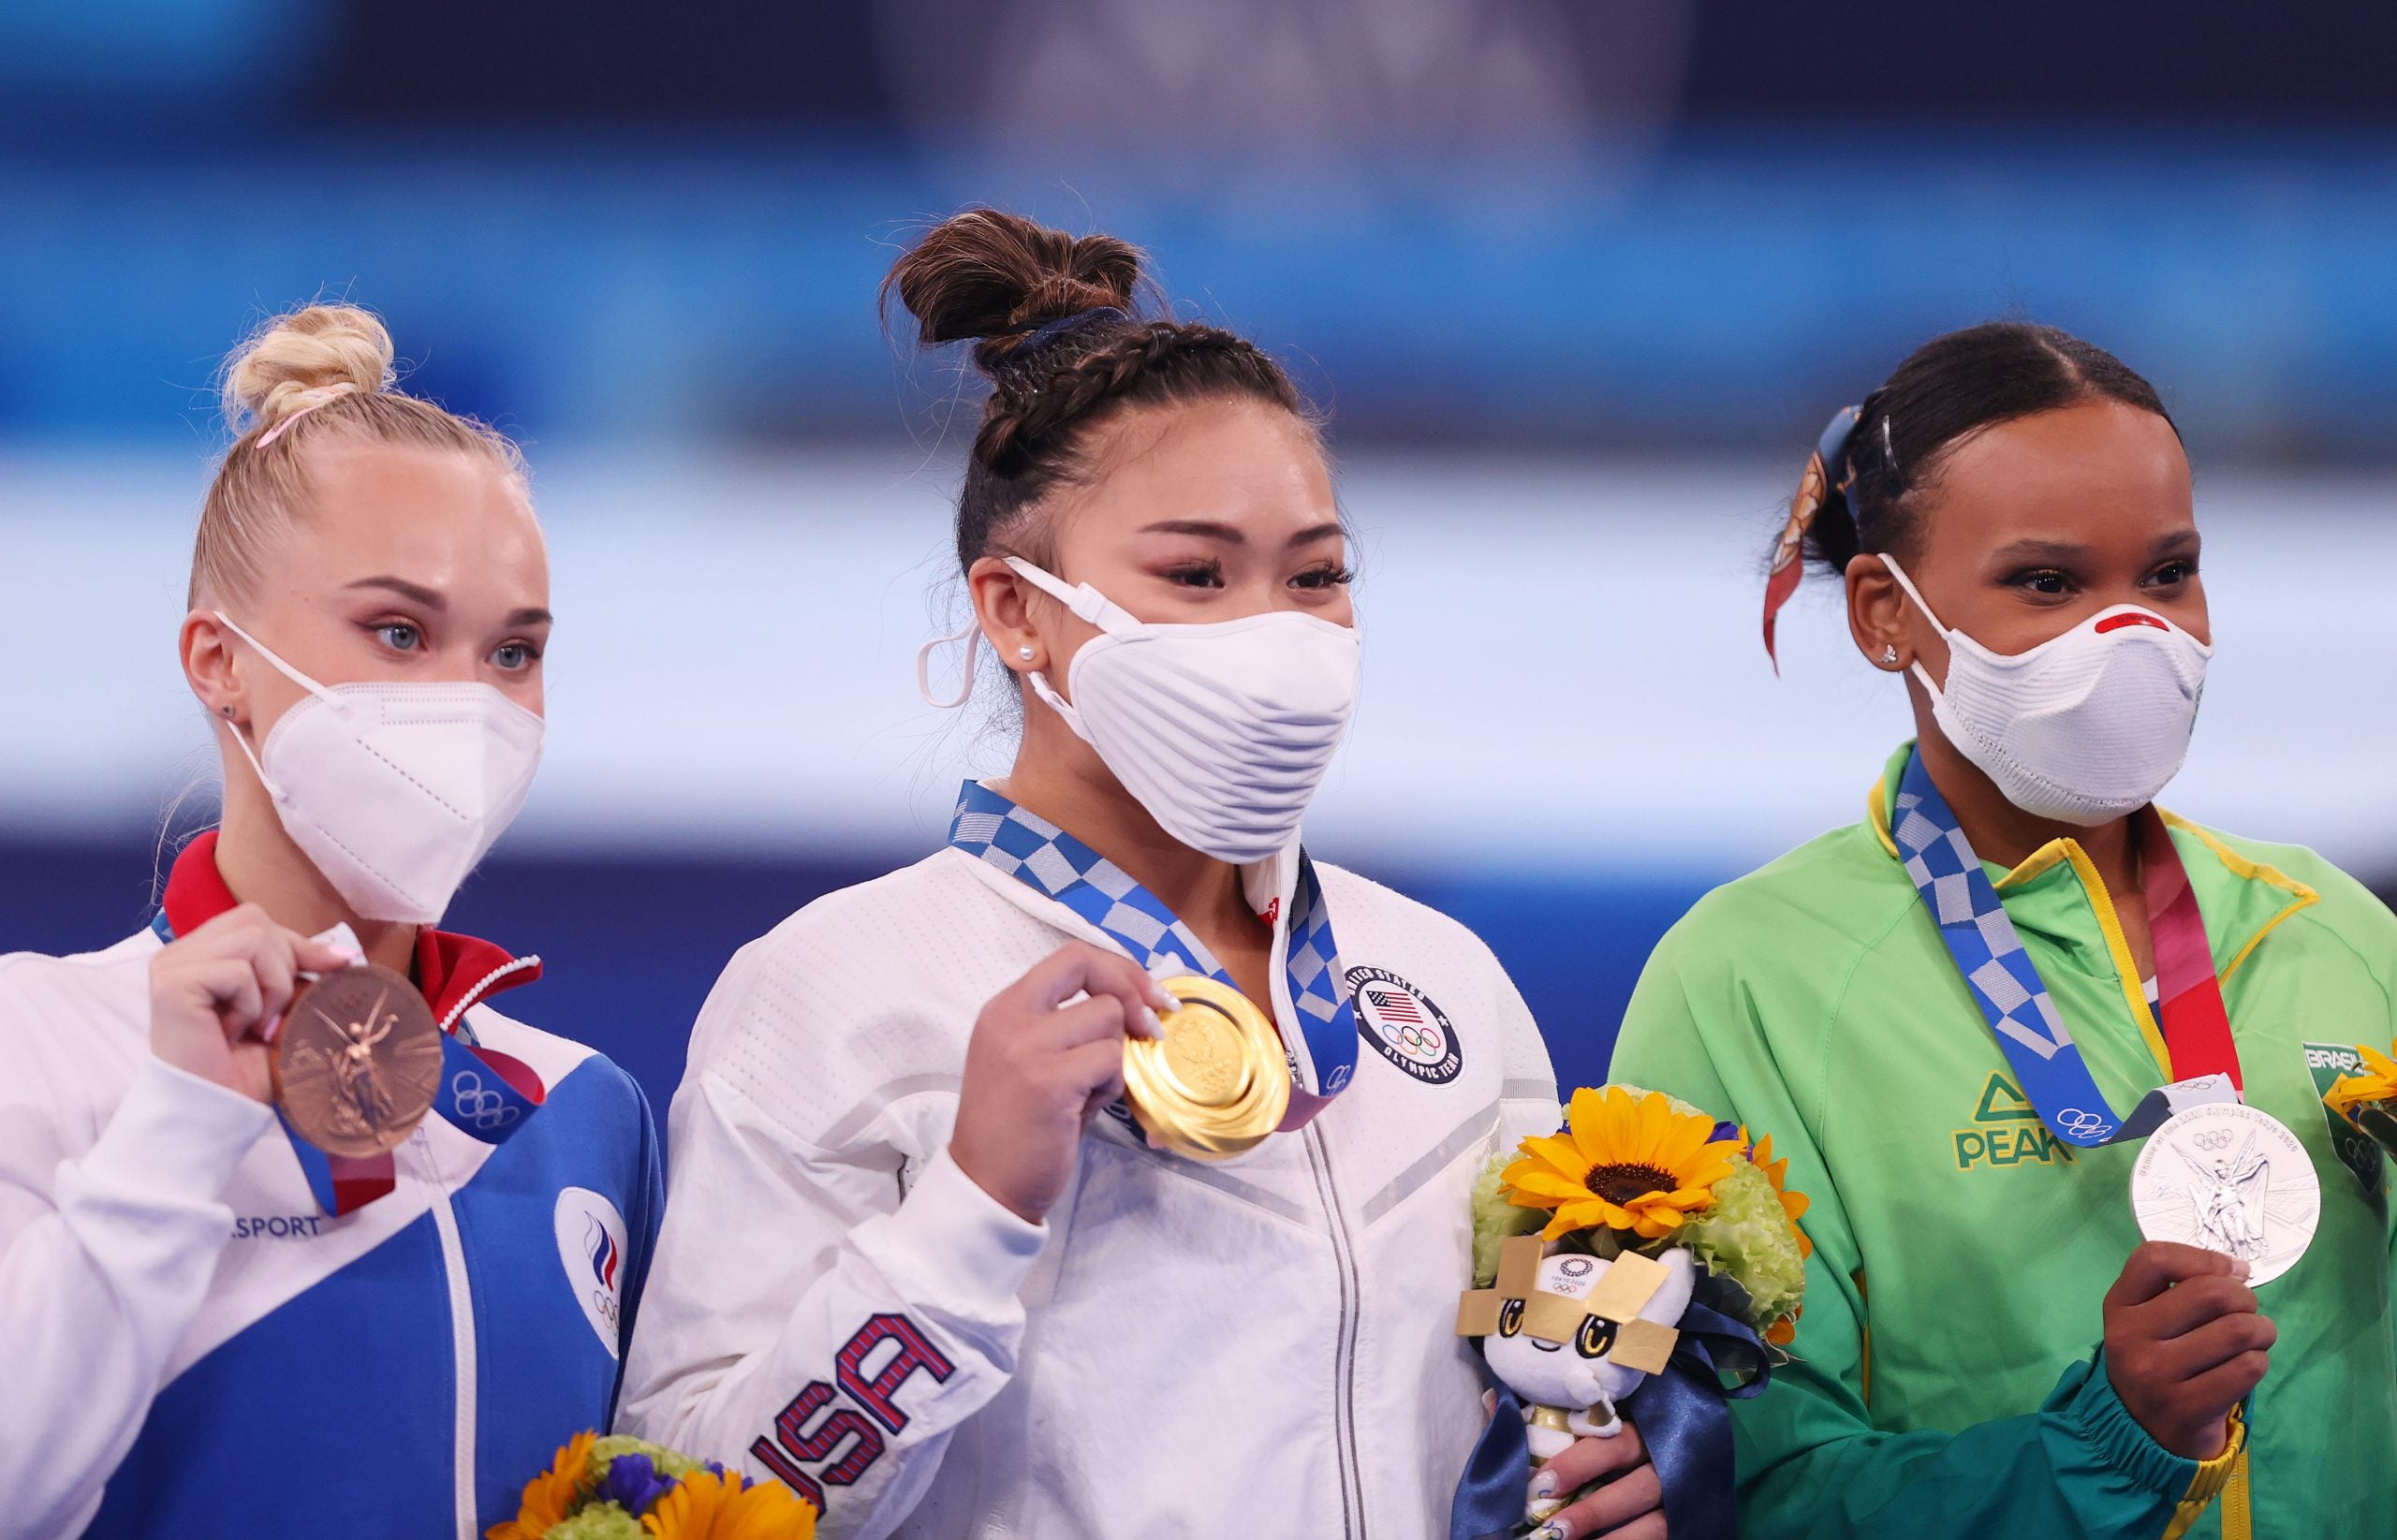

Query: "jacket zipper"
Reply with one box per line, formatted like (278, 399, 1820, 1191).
(429, 1181, 478, 1540)
(421, 975, 530, 1536)
(1304, 1123, 1367, 1539)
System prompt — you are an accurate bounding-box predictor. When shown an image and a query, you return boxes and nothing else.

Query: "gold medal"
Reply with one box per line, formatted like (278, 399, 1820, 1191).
(1124, 975, 1290, 1162)
(272, 963, 444, 1159)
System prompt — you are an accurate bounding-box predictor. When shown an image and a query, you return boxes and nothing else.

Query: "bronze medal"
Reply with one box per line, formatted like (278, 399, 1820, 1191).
(1124, 975, 1291, 1162)
(272, 963, 444, 1158)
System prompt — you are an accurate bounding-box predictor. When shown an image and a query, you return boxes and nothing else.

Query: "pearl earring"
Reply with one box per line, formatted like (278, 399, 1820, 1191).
(1018, 646, 1037, 662)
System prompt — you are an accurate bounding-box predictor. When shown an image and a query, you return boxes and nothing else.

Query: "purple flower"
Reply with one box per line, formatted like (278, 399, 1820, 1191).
(602, 1453, 674, 1516)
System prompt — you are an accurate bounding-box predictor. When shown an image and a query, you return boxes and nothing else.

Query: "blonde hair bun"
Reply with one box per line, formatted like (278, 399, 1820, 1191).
(222, 303, 396, 434)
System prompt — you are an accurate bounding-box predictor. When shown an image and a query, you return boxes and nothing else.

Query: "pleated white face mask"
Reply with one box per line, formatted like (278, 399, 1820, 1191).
(213, 613, 547, 923)
(916, 558, 1360, 864)
(1884, 557, 2210, 826)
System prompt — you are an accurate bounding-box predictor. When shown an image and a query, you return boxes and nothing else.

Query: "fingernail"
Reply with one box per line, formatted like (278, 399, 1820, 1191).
(1529, 1525, 1567, 1540)
(1528, 1470, 1559, 1500)
(1147, 984, 1176, 1012)
(1136, 1006, 1165, 1040)
(2232, 1257, 2252, 1281)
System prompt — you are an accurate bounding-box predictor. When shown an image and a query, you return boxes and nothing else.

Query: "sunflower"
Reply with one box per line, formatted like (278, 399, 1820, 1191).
(1504, 1086, 1743, 1240)
(641, 1469, 817, 1540)
(2324, 1044, 2397, 1122)
(489, 1430, 596, 1540)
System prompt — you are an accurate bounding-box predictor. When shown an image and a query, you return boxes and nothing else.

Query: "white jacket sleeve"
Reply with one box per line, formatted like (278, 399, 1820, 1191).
(616, 947, 1047, 1540)
(0, 1050, 272, 1539)
(1491, 955, 1562, 1148)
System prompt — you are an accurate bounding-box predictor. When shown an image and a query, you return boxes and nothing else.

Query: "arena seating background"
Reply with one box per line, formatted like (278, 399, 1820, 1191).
(5, 1, 2393, 1110)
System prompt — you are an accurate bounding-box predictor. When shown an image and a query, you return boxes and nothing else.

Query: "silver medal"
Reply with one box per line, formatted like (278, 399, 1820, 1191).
(2130, 1102, 2320, 1285)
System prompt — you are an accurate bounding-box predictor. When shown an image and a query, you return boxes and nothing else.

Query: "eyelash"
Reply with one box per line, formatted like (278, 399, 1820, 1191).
(2004, 560, 2198, 595)
(1159, 561, 1354, 590)
(364, 620, 542, 669)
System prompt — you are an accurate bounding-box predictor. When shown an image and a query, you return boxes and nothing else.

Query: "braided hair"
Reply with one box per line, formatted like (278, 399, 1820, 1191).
(884, 209, 1310, 574)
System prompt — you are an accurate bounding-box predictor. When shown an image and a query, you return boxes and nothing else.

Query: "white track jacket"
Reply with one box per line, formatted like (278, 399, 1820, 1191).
(620, 828, 1559, 1540)
(0, 833, 662, 1539)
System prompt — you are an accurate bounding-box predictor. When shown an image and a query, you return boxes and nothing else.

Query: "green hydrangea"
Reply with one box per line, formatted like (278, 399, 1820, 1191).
(1677, 1155, 1806, 1331)
(1469, 1148, 1545, 1286)
(544, 1503, 644, 1540)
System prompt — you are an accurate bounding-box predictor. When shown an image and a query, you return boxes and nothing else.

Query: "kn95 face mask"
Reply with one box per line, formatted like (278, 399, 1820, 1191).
(1882, 557, 2210, 825)
(213, 612, 546, 923)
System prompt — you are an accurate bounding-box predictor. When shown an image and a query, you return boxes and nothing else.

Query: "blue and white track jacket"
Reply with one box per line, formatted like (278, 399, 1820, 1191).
(0, 835, 663, 1539)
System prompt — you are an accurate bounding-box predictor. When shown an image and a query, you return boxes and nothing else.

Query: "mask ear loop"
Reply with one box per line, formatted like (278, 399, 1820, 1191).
(996, 556, 1130, 746)
(1875, 557, 1953, 699)
(917, 615, 983, 710)
(209, 611, 341, 805)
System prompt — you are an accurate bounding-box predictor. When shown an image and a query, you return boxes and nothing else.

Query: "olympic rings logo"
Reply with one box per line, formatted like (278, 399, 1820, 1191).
(449, 1070, 522, 1132)
(2055, 1107, 2111, 1140)
(1396, 1024, 1444, 1056)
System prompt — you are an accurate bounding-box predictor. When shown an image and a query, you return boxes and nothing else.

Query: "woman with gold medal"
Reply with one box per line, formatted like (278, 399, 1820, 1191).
(1610, 322, 2397, 1539)
(619, 212, 1657, 1540)
(0, 305, 663, 1538)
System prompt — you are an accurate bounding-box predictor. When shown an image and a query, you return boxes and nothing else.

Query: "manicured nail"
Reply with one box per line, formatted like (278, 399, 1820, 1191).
(1146, 982, 1176, 1012)
(1529, 1470, 1559, 1500)
(1530, 1524, 1567, 1540)
(2232, 1257, 2252, 1281)
(1135, 1006, 1165, 1040)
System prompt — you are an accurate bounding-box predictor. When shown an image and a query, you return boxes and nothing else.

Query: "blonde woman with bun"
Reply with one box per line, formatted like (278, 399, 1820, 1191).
(0, 305, 662, 1540)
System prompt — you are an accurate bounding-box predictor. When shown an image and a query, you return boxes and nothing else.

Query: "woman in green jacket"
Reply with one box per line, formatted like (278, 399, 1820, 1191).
(1610, 321, 2397, 1540)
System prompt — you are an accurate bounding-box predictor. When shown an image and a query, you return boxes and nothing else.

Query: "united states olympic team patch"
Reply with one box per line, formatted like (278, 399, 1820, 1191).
(1347, 966, 1462, 1084)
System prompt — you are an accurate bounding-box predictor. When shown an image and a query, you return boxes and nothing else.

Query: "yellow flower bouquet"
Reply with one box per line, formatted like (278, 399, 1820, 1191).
(1452, 1085, 1811, 1539)
(489, 1431, 817, 1540)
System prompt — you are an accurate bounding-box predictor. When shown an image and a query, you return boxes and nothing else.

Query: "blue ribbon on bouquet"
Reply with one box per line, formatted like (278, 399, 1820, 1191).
(1449, 1303, 1769, 1540)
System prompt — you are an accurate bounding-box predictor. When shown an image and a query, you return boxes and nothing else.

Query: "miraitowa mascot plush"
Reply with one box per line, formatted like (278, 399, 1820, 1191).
(1457, 1235, 1697, 1527)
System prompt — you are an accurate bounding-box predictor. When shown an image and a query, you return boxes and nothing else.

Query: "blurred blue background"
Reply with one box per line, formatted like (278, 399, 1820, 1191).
(4, 0, 2394, 1108)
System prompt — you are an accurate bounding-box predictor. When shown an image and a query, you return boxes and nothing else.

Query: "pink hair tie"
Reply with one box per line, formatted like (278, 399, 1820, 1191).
(252, 382, 360, 449)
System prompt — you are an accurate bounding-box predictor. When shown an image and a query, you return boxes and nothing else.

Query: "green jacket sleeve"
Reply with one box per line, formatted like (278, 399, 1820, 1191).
(1609, 920, 2210, 1540)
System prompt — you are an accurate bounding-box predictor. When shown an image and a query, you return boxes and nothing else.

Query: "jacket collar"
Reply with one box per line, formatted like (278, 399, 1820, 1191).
(159, 829, 541, 1030)
(1865, 741, 2316, 1051)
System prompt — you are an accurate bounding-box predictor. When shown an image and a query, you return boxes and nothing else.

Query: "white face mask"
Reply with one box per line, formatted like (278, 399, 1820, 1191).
(1883, 558, 2211, 826)
(213, 613, 547, 923)
(916, 559, 1360, 864)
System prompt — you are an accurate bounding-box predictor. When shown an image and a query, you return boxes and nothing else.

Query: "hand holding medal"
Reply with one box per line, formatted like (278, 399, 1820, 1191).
(950, 942, 1179, 1225)
(145, 903, 361, 1106)
(147, 904, 443, 1156)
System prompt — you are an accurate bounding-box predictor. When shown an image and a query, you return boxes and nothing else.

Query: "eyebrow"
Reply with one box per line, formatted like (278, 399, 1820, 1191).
(1139, 519, 1346, 549)
(1986, 538, 2094, 564)
(345, 575, 447, 610)
(346, 577, 552, 628)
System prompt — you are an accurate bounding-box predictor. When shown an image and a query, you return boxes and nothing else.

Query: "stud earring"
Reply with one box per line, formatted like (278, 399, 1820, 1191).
(1881, 645, 1899, 666)
(219, 704, 237, 718)
(1017, 645, 1037, 662)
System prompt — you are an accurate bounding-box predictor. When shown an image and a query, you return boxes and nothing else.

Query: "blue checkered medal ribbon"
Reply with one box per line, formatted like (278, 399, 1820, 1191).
(947, 781, 1359, 1121)
(1893, 749, 2228, 1149)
